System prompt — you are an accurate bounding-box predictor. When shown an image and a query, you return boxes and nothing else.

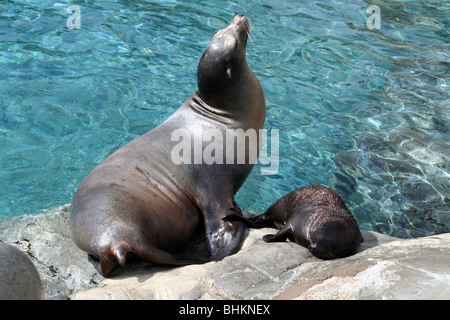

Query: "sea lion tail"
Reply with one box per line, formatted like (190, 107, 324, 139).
(112, 243, 129, 267)
(90, 243, 130, 276)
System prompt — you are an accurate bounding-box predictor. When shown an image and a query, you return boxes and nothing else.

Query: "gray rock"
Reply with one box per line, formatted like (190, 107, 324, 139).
(1, 205, 449, 300)
(73, 228, 450, 300)
(0, 205, 102, 300)
(0, 241, 44, 300)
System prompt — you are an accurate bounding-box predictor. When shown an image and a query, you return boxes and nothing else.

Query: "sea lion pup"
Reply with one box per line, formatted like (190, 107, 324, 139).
(226, 185, 363, 259)
(70, 14, 265, 276)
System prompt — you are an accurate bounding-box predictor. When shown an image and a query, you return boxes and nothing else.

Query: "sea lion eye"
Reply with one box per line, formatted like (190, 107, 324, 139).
(226, 67, 232, 79)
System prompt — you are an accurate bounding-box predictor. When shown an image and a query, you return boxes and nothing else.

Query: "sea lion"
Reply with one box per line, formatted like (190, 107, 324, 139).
(227, 185, 363, 259)
(70, 14, 265, 276)
(0, 240, 45, 300)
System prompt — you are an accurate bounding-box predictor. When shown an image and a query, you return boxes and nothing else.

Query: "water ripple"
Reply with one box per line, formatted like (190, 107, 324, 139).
(0, 0, 449, 238)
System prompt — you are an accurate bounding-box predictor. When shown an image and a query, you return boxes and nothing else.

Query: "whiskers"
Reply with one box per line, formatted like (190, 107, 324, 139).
(311, 249, 337, 260)
(319, 252, 337, 260)
(244, 20, 254, 47)
(247, 30, 254, 47)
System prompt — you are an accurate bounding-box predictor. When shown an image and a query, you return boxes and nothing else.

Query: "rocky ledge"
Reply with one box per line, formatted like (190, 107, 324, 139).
(0, 205, 449, 300)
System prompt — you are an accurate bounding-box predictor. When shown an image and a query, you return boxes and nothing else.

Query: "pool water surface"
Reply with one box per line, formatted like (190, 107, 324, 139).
(0, 0, 449, 238)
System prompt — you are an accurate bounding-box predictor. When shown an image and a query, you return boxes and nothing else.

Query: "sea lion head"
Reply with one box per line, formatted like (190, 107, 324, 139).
(197, 14, 251, 105)
(309, 220, 361, 259)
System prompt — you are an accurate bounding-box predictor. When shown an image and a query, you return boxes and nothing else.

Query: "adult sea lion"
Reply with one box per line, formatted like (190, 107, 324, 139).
(70, 14, 266, 276)
(0, 241, 45, 300)
(227, 185, 363, 259)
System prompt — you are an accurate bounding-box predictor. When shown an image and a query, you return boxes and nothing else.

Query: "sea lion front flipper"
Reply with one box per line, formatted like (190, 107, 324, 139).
(223, 210, 256, 227)
(203, 198, 246, 261)
(223, 211, 275, 228)
(263, 226, 290, 243)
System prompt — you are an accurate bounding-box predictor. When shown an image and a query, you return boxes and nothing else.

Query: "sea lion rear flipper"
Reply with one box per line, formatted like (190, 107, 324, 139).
(135, 245, 207, 267)
(263, 227, 290, 243)
(90, 244, 207, 277)
(88, 252, 117, 277)
(88, 244, 133, 276)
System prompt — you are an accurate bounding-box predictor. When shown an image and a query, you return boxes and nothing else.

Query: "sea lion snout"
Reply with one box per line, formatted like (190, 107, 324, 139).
(211, 14, 249, 47)
(308, 243, 318, 253)
(231, 14, 250, 34)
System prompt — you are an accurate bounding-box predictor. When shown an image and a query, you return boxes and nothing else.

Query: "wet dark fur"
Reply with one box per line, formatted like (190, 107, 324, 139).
(227, 185, 363, 259)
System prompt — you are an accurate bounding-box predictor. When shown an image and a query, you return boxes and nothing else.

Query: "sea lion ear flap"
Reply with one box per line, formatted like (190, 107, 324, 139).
(226, 67, 232, 79)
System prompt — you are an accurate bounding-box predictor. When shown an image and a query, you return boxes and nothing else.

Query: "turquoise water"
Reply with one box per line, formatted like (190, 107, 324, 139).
(0, 1, 448, 238)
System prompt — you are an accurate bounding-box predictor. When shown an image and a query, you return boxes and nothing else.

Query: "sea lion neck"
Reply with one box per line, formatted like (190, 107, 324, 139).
(189, 92, 235, 125)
